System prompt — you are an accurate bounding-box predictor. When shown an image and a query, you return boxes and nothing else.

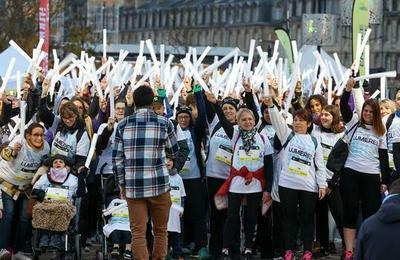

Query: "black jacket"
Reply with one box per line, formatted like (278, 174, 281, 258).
(355, 194, 400, 260)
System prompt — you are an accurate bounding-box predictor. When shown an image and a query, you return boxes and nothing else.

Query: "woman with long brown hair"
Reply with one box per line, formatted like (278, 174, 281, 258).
(339, 77, 389, 260)
(311, 104, 345, 256)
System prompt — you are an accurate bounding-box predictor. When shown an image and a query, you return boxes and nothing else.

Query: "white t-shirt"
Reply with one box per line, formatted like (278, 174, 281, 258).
(168, 174, 186, 233)
(229, 129, 273, 194)
(179, 129, 201, 179)
(51, 128, 90, 161)
(206, 117, 233, 180)
(95, 123, 116, 175)
(344, 114, 386, 174)
(312, 127, 345, 180)
(0, 136, 50, 187)
(103, 199, 130, 237)
(33, 172, 78, 202)
(386, 115, 400, 170)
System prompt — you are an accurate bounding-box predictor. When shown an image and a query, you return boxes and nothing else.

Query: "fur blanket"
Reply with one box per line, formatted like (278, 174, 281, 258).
(32, 200, 76, 232)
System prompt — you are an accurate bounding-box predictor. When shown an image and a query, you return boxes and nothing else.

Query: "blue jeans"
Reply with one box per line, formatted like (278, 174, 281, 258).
(0, 192, 32, 253)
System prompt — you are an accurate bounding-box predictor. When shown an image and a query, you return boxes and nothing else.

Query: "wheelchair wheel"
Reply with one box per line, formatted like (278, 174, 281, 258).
(96, 250, 104, 260)
(74, 234, 81, 260)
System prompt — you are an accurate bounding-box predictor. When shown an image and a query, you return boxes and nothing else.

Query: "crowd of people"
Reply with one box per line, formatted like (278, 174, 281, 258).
(0, 46, 399, 260)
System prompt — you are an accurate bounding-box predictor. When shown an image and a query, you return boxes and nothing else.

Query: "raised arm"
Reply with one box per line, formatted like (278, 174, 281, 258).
(265, 97, 290, 144)
(205, 92, 234, 139)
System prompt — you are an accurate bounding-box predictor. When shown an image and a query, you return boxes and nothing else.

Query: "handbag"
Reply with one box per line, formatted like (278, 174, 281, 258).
(326, 123, 359, 173)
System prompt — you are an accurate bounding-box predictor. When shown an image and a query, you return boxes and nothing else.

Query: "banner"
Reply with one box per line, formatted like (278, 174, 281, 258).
(302, 14, 337, 46)
(39, 0, 49, 72)
(275, 28, 293, 71)
(352, 0, 369, 77)
(341, 0, 382, 25)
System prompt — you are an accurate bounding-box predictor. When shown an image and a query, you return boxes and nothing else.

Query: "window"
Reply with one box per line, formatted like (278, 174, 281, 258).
(197, 7, 203, 25)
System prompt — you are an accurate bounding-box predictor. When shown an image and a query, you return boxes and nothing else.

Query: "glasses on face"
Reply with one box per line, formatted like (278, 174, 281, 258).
(115, 107, 125, 111)
(177, 115, 190, 121)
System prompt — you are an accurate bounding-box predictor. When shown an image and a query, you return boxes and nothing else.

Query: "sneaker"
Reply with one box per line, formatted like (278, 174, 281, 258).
(284, 250, 295, 260)
(221, 249, 229, 259)
(198, 247, 210, 260)
(110, 247, 119, 259)
(0, 249, 11, 260)
(343, 250, 353, 260)
(302, 251, 312, 260)
(123, 250, 132, 260)
(244, 248, 252, 259)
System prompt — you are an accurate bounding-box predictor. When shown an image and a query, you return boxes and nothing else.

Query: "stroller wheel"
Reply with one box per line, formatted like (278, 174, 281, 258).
(74, 234, 81, 260)
(96, 250, 104, 260)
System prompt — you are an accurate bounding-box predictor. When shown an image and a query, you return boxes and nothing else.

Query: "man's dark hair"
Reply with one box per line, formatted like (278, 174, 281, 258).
(390, 179, 400, 195)
(133, 86, 154, 108)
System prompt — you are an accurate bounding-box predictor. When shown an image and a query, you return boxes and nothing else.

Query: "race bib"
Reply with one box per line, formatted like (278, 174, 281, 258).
(215, 145, 233, 165)
(46, 185, 69, 201)
(288, 157, 311, 177)
(14, 171, 34, 182)
(111, 207, 129, 219)
(389, 152, 395, 169)
(321, 143, 332, 161)
(170, 189, 181, 204)
(181, 158, 190, 174)
(238, 146, 261, 162)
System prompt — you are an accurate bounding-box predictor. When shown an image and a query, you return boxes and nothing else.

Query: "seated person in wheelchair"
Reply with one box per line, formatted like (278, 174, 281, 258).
(31, 154, 86, 249)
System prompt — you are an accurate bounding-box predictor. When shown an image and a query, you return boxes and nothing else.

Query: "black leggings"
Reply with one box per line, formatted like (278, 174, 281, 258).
(315, 186, 344, 248)
(279, 186, 318, 252)
(340, 168, 381, 229)
(223, 192, 262, 249)
(182, 178, 208, 250)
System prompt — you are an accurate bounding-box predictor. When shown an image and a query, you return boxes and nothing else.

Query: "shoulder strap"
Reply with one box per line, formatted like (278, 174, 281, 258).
(311, 136, 318, 150)
(346, 122, 359, 145)
(210, 122, 222, 139)
(258, 123, 266, 133)
(386, 113, 395, 131)
(75, 127, 85, 144)
(278, 131, 295, 154)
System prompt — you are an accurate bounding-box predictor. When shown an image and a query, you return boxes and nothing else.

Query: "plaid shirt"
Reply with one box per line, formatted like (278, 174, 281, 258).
(112, 108, 179, 198)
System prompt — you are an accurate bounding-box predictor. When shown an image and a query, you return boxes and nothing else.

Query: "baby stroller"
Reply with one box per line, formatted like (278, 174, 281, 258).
(96, 173, 130, 260)
(31, 199, 81, 260)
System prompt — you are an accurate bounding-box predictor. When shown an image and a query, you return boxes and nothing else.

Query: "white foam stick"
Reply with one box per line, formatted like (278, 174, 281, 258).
(170, 81, 185, 106)
(121, 64, 133, 86)
(284, 53, 302, 113)
(364, 44, 370, 80)
(354, 29, 372, 74)
(195, 46, 211, 68)
(327, 77, 333, 105)
(145, 39, 158, 64)
(182, 60, 210, 93)
(0, 58, 16, 95)
(131, 56, 144, 87)
(109, 81, 115, 118)
(160, 44, 165, 85)
(277, 58, 283, 95)
(272, 40, 279, 61)
(8, 118, 20, 141)
(354, 71, 397, 82)
(247, 39, 256, 72)
(20, 101, 26, 137)
(166, 66, 179, 96)
(369, 89, 380, 99)
(333, 53, 345, 83)
(95, 59, 111, 75)
(256, 46, 264, 58)
(263, 59, 269, 97)
(58, 53, 77, 71)
(132, 62, 159, 90)
(72, 58, 104, 100)
(314, 73, 325, 95)
(328, 61, 339, 86)
(103, 29, 107, 58)
(52, 49, 59, 71)
(313, 50, 330, 77)
(201, 48, 239, 75)
(165, 54, 174, 68)
(102, 201, 128, 216)
(80, 51, 85, 62)
(16, 70, 21, 99)
(85, 133, 98, 168)
(9, 40, 32, 62)
(380, 77, 386, 99)
(291, 40, 298, 63)
(139, 40, 144, 57)
(109, 50, 129, 77)
(192, 48, 198, 66)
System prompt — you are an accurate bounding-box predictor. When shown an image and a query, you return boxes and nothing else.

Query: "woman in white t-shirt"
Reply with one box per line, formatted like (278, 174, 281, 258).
(205, 92, 274, 259)
(339, 77, 389, 260)
(266, 97, 327, 260)
(0, 123, 50, 259)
